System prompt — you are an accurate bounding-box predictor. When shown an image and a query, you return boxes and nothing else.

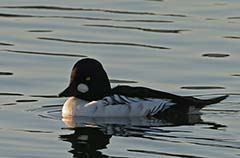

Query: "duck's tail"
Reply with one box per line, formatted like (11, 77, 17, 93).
(153, 95, 228, 119)
(195, 95, 228, 108)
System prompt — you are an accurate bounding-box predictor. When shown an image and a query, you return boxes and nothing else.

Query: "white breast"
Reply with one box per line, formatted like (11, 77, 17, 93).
(62, 95, 175, 118)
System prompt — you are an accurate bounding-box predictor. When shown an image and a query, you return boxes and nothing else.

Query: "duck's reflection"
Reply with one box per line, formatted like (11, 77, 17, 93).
(60, 127, 111, 158)
(60, 114, 203, 158)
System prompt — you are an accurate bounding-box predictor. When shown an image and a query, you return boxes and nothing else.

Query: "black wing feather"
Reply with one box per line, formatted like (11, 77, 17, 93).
(112, 85, 228, 108)
(112, 85, 190, 104)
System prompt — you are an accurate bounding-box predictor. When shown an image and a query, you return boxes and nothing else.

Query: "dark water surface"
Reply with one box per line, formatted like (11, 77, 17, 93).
(0, 0, 240, 157)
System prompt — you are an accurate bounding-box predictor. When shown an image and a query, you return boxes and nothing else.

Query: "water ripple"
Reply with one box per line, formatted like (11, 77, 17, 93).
(223, 36, 240, 39)
(231, 74, 240, 77)
(0, 5, 157, 15)
(27, 30, 53, 33)
(160, 14, 187, 17)
(203, 109, 240, 113)
(1, 103, 16, 106)
(181, 86, 225, 90)
(0, 5, 190, 20)
(190, 141, 240, 150)
(0, 13, 173, 23)
(1, 49, 86, 58)
(0, 72, 13, 76)
(14, 129, 53, 134)
(0, 42, 14, 46)
(27, 104, 62, 112)
(110, 79, 138, 84)
(0, 13, 31, 17)
(0, 92, 24, 96)
(227, 17, 240, 19)
(15, 99, 38, 103)
(128, 149, 207, 158)
(85, 24, 189, 34)
(38, 37, 170, 50)
(30, 95, 59, 98)
(0, 5, 187, 18)
(202, 53, 230, 58)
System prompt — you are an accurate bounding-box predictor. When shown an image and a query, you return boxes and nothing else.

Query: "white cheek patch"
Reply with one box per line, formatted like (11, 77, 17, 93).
(77, 83, 89, 93)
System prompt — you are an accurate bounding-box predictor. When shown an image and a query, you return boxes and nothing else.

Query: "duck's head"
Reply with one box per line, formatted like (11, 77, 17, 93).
(59, 58, 111, 101)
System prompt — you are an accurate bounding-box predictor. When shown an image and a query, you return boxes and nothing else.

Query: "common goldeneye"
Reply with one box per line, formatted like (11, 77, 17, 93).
(59, 58, 228, 118)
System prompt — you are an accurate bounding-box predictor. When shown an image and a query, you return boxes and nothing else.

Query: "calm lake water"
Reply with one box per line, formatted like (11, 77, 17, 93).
(0, 0, 240, 157)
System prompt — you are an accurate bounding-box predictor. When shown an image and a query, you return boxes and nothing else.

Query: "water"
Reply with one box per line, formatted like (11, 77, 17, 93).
(0, 0, 240, 157)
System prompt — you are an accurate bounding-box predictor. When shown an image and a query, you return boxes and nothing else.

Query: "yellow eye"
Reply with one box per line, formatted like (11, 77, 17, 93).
(85, 76, 91, 81)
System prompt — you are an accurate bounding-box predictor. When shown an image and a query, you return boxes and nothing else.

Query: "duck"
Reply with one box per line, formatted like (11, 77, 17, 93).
(59, 58, 228, 118)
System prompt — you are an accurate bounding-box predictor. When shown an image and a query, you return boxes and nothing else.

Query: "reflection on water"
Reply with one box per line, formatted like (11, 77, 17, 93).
(62, 114, 202, 128)
(60, 127, 111, 158)
(60, 114, 228, 158)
